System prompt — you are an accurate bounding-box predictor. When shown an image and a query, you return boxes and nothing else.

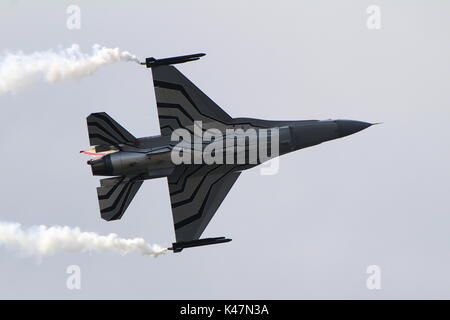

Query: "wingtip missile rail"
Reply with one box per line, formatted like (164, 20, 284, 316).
(168, 237, 232, 253)
(140, 53, 206, 68)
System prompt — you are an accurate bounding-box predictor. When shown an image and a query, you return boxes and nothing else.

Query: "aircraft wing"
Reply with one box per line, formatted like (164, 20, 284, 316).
(167, 165, 241, 243)
(146, 55, 240, 251)
(151, 64, 233, 136)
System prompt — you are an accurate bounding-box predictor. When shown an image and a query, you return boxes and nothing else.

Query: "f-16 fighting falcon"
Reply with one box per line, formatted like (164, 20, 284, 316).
(83, 53, 374, 252)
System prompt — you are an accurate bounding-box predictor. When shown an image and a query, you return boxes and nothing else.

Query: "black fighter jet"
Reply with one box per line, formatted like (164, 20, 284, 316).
(84, 53, 374, 252)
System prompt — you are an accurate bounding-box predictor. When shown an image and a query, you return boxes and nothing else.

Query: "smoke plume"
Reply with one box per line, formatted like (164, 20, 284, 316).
(0, 44, 140, 95)
(0, 221, 167, 258)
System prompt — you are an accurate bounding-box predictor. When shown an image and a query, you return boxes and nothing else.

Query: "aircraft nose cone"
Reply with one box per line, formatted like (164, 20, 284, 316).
(335, 120, 373, 138)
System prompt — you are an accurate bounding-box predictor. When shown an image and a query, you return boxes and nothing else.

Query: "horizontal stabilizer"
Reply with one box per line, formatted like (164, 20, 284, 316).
(87, 112, 137, 152)
(96, 175, 144, 221)
(169, 237, 232, 253)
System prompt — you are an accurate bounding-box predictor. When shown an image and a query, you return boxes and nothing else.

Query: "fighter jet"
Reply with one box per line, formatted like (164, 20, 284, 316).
(83, 53, 374, 252)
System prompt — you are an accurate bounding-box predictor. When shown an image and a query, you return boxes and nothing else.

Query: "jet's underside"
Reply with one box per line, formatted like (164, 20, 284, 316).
(84, 54, 373, 252)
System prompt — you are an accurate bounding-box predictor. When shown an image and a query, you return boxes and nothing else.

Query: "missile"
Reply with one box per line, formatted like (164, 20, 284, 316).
(140, 53, 206, 68)
(169, 236, 232, 253)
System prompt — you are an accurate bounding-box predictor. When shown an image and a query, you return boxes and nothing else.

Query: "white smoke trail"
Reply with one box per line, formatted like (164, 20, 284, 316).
(0, 44, 140, 95)
(0, 222, 167, 258)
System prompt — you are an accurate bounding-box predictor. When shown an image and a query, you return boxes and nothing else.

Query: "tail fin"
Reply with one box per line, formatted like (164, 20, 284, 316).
(96, 176, 144, 221)
(87, 112, 138, 152)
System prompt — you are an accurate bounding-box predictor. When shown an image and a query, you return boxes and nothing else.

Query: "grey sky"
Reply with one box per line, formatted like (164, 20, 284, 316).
(1, 0, 450, 299)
